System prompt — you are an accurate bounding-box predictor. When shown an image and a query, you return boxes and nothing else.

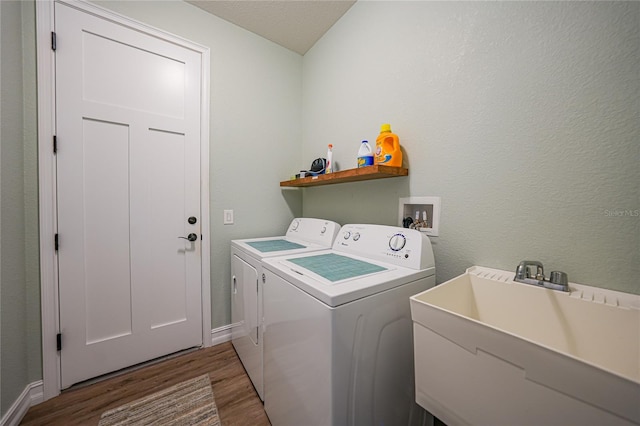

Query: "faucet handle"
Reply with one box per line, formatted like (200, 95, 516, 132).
(515, 262, 527, 279)
(549, 271, 568, 286)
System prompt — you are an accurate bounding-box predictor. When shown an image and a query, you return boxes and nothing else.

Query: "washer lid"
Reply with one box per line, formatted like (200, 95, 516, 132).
(287, 253, 387, 282)
(264, 250, 435, 307)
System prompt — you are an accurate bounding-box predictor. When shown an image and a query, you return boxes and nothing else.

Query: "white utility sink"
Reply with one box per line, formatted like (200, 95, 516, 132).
(410, 266, 640, 426)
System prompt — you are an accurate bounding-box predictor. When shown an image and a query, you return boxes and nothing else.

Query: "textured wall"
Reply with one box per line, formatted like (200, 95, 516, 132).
(302, 1, 639, 293)
(1, 0, 30, 416)
(21, 0, 42, 387)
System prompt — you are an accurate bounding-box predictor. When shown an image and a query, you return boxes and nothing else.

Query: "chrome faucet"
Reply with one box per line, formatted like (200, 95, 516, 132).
(514, 260, 569, 292)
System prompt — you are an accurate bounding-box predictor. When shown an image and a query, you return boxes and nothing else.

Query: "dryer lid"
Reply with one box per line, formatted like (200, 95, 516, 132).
(246, 239, 306, 253)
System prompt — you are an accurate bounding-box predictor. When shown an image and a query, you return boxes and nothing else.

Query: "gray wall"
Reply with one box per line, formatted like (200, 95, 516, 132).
(302, 1, 639, 294)
(1, 0, 41, 416)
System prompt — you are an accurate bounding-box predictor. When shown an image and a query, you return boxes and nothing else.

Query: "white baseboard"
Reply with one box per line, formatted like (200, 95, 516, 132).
(0, 381, 43, 426)
(211, 323, 238, 346)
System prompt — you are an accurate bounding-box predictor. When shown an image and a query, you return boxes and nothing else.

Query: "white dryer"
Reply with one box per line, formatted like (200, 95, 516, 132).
(262, 224, 436, 426)
(230, 218, 340, 401)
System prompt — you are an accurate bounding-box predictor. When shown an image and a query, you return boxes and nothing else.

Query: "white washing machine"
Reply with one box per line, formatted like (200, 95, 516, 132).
(262, 224, 436, 426)
(231, 218, 341, 401)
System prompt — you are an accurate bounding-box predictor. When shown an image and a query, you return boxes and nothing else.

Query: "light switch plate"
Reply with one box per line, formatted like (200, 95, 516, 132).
(223, 209, 234, 225)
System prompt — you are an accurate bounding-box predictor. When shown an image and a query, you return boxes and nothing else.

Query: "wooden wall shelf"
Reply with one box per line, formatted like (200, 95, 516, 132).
(280, 165, 408, 188)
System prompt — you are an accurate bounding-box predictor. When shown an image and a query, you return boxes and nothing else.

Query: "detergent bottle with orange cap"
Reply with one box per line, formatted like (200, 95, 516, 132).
(374, 124, 402, 167)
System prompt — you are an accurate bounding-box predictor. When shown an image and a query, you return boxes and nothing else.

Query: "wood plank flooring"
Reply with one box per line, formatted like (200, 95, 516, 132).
(21, 342, 270, 426)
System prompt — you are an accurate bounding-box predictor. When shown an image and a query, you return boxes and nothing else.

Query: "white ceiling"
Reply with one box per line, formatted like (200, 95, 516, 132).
(186, 0, 356, 55)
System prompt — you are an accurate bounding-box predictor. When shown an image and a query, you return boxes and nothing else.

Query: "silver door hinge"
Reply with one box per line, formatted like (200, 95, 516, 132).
(56, 333, 62, 351)
(54, 234, 59, 251)
(53, 135, 57, 154)
(51, 32, 57, 51)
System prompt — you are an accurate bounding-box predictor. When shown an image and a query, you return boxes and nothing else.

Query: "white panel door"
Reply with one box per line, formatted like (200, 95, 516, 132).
(55, 2, 202, 388)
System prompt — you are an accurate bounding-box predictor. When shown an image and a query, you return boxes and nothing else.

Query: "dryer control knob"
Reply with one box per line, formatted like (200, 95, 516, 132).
(353, 232, 361, 241)
(389, 234, 406, 251)
(291, 220, 300, 231)
(343, 231, 351, 239)
(321, 226, 326, 234)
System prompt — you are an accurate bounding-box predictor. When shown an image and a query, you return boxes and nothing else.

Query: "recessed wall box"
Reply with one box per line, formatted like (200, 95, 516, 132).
(398, 196, 441, 237)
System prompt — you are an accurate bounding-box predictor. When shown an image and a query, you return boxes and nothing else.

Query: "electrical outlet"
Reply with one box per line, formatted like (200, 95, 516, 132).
(223, 210, 234, 225)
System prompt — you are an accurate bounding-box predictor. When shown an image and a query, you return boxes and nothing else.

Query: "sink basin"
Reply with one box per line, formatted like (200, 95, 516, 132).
(410, 266, 640, 426)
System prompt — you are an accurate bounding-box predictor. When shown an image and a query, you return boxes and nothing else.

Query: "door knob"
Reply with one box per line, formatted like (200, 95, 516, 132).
(178, 233, 198, 242)
(188, 216, 197, 224)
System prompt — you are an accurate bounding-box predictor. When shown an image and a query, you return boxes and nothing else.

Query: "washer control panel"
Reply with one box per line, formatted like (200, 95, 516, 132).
(335, 224, 433, 270)
(286, 218, 341, 247)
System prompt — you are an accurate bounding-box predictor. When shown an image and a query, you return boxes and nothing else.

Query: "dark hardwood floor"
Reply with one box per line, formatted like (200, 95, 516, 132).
(21, 342, 270, 426)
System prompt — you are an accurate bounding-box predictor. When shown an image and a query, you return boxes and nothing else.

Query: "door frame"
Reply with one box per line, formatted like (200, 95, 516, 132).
(36, 0, 211, 400)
